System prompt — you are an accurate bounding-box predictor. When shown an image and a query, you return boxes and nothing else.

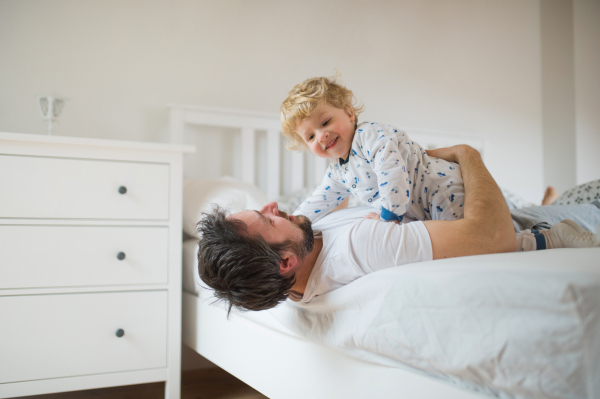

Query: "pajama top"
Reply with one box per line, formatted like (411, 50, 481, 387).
(293, 122, 465, 223)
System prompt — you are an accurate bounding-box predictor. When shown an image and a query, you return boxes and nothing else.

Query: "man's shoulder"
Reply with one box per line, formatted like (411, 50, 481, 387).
(321, 217, 382, 249)
(312, 206, 373, 231)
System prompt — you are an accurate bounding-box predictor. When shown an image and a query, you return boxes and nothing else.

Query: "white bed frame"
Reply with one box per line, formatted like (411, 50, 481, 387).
(169, 104, 487, 399)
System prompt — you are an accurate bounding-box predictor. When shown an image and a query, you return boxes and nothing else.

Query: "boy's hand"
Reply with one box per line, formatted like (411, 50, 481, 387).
(426, 145, 476, 164)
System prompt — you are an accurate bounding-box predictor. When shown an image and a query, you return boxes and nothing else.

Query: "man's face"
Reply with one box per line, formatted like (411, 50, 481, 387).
(232, 202, 314, 258)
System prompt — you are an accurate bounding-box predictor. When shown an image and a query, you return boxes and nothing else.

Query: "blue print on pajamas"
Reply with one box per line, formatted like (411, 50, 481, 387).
(294, 121, 465, 223)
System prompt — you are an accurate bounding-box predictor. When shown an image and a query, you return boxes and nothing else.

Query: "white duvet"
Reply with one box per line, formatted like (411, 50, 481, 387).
(269, 247, 600, 399)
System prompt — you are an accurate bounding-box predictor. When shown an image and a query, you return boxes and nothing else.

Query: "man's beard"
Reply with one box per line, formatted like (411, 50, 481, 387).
(273, 214, 314, 259)
(268, 214, 314, 260)
(294, 215, 314, 258)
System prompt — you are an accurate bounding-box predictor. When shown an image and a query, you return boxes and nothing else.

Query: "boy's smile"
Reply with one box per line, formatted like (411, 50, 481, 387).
(296, 103, 356, 160)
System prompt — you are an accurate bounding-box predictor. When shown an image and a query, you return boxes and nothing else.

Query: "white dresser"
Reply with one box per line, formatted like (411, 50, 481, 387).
(0, 132, 194, 399)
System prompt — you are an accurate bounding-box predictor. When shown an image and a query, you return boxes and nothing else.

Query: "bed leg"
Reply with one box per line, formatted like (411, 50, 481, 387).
(164, 374, 181, 399)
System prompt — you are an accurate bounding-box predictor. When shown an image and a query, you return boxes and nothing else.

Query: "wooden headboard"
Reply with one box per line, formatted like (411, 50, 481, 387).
(168, 104, 485, 200)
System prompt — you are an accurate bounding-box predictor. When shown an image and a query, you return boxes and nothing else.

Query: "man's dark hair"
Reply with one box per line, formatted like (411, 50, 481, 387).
(196, 206, 296, 315)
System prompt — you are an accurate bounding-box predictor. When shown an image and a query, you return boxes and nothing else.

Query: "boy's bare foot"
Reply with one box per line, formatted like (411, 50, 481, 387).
(542, 186, 559, 205)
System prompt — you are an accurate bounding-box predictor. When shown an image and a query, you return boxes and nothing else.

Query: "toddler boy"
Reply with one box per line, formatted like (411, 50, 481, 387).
(281, 76, 463, 224)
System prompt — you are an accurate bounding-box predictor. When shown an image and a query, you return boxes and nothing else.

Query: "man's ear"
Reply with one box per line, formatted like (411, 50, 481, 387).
(279, 251, 298, 275)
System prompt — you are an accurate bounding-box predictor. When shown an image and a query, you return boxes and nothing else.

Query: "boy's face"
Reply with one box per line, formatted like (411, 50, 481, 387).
(296, 103, 356, 159)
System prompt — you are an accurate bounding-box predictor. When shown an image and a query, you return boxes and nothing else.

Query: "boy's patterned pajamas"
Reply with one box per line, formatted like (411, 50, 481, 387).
(294, 122, 465, 224)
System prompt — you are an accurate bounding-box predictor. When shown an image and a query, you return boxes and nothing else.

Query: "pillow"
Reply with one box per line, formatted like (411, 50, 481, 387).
(553, 179, 600, 205)
(183, 176, 270, 238)
(500, 187, 537, 210)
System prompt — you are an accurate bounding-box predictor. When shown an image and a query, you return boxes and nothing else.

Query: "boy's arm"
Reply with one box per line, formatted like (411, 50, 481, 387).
(422, 146, 516, 258)
(293, 166, 350, 223)
(360, 126, 410, 221)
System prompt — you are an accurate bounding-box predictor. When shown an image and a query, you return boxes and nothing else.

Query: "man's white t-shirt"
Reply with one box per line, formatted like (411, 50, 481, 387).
(292, 206, 433, 303)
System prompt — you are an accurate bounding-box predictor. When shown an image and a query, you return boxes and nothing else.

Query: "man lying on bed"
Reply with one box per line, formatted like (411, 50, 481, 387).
(196, 145, 600, 314)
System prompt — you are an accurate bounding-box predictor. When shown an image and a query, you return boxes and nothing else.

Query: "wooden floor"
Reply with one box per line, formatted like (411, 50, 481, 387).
(18, 368, 268, 399)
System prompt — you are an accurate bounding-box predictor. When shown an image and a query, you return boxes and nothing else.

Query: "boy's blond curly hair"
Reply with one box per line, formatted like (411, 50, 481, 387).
(280, 76, 364, 151)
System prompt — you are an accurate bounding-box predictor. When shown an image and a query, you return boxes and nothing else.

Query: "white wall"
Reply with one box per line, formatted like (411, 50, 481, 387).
(1, 0, 544, 201)
(540, 0, 577, 195)
(574, 0, 600, 186)
(539, 0, 600, 195)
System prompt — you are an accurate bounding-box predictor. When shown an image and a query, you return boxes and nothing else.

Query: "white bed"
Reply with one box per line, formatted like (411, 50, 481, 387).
(169, 105, 600, 399)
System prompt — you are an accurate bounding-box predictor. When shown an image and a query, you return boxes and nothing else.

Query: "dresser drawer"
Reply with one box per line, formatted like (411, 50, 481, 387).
(0, 155, 169, 220)
(0, 225, 168, 289)
(0, 291, 168, 383)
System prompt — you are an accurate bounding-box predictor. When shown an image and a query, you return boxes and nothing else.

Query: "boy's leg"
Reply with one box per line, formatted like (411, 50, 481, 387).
(510, 202, 600, 233)
(429, 183, 465, 221)
(515, 220, 600, 251)
(513, 202, 600, 251)
(515, 230, 539, 251)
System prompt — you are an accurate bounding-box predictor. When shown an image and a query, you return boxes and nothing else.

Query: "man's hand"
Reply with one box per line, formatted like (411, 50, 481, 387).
(422, 145, 516, 258)
(425, 145, 473, 164)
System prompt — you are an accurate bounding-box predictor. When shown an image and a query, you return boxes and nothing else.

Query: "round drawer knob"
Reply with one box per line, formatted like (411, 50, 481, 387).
(118, 186, 127, 194)
(115, 329, 125, 338)
(117, 252, 126, 261)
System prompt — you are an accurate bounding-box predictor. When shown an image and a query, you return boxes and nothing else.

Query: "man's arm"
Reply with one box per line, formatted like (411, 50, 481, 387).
(423, 145, 515, 259)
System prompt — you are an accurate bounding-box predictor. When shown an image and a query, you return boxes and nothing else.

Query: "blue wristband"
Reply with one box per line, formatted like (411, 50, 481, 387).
(380, 206, 404, 222)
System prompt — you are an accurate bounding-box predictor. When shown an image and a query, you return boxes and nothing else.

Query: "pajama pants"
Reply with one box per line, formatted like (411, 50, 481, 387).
(513, 201, 600, 251)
